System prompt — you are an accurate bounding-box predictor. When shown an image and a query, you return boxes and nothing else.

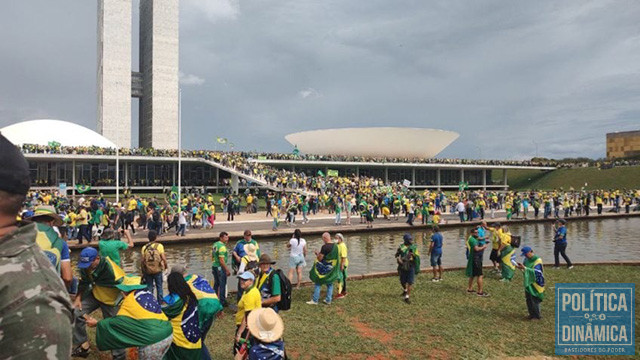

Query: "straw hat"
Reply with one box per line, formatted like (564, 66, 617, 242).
(247, 308, 284, 343)
(30, 205, 64, 227)
(244, 243, 258, 261)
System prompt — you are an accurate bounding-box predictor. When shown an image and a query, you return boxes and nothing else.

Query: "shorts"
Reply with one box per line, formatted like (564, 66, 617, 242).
(399, 269, 415, 285)
(471, 257, 483, 277)
(489, 249, 500, 262)
(289, 254, 306, 269)
(430, 252, 442, 267)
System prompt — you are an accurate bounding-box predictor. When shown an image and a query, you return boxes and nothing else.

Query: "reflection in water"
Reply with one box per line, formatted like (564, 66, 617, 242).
(76, 218, 640, 290)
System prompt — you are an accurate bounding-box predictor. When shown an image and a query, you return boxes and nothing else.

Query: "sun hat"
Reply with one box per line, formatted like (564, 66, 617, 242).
(258, 254, 276, 265)
(115, 275, 147, 292)
(520, 246, 533, 257)
(335, 233, 344, 242)
(247, 308, 284, 343)
(30, 205, 64, 227)
(238, 271, 255, 281)
(77, 247, 99, 269)
(244, 243, 259, 261)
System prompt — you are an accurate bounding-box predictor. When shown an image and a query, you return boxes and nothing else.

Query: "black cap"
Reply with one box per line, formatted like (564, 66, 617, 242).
(0, 134, 30, 195)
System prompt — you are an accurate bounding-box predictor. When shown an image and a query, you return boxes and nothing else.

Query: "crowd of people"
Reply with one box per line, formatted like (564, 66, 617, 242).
(22, 143, 640, 170)
(3, 136, 640, 359)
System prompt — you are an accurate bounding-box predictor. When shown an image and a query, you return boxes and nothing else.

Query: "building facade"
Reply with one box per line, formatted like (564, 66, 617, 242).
(98, 0, 179, 149)
(606, 130, 640, 159)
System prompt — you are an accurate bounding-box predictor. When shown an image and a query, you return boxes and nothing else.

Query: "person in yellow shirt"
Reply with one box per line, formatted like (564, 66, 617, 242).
(77, 205, 91, 244)
(234, 272, 261, 356)
(487, 222, 503, 272)
(335, 233, 349, 299)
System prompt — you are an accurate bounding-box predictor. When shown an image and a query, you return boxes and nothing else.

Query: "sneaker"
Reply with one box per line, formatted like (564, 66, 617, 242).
(322, 300, 331, 305)
(404, 296, 411, 304)
(568, 265, 574, 269)
(466, 289, 476, 294)
(477, 292, 490, 297)
(305, 300, 318, 305)
(71, 345, 90, 358)
(402, 290, 408, 297)
(499, 278, 510, 282)
(335, 293, 346, 299)
(431, 278, 439, 282)
(553, 266, 561, 269)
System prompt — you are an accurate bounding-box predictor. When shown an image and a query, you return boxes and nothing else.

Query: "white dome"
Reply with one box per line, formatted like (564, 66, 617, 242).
(285, 127, 459, 158)
(0, 119, 117, 148)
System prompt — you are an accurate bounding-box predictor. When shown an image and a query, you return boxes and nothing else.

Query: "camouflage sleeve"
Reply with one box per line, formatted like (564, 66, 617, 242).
(0, 245, 73, 359)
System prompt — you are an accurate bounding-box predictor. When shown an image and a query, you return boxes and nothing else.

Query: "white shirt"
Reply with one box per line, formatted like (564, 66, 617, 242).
(456, 202, 466, 212)
(289, 237, 307, 257)
(178, 211, 187, 225)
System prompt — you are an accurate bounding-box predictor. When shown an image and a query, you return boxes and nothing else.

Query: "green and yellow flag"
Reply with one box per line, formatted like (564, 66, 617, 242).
(163, 297, 202, 360)
(96, 289, 172, 351)
(75, 184, 91, 194)
(169, 186, 179, 205)
(309, 244, 343, 285)
(500, 245, 516, 280)
(523, 256, 545, 300)
(185, 274, 223, 332)
(216, 137, 227, 144)
(327, 169, 339, 177)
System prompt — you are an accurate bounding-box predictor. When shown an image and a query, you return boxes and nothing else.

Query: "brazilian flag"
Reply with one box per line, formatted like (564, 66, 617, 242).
(523, 255, 545, 301)
(169, 186, 179, 205)
(309, 243, 343, 285)
(317, 170, 325, 177)
(75, 184, 91, 194)
(96, 289, 172, 351)
(162, 296, 202, 360)
(185, 274, 223, 332)
(500, 245, 516, 280)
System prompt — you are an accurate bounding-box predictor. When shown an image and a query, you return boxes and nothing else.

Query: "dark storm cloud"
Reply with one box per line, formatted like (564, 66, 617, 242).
(1, 0, 639, 159)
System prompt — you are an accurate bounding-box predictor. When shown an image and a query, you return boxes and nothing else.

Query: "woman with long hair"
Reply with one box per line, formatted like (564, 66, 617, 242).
(286, 229, 307, 289)
(162, 272, 202, 360)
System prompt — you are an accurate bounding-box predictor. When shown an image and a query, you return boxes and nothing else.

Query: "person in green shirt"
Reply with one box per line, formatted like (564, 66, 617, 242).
(212, 231, 231, 307)
(91, 207, 104, 241)
(465, 227, 489, 297)
(517, 246, 545, 320)
(256, 254, 282, 312)
(98, 228, 134, 267)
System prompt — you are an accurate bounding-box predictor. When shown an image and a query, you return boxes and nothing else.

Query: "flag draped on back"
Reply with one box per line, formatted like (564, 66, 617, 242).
(96, 289, 172, 351)
(162, 296, 202, 360)
(185, 274, 223, 331)
(309, 243, 343, 285)
(523, 255, 545, 300)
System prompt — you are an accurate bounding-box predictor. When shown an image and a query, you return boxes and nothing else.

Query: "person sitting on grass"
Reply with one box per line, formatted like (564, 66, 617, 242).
(465, 227, 489, 297)
(517, 246, 545, 320)
(395, 233, 421, 304)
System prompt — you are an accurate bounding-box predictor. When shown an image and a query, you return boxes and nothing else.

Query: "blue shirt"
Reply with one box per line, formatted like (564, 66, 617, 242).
(477, 227, 486, 246)
(555, 226, 567, 244)
(430, 233, 443, 255)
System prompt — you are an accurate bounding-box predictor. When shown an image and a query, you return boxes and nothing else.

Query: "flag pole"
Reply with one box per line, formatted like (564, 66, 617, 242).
(116, 114, 120, 204)
(178, 88, 182, 208)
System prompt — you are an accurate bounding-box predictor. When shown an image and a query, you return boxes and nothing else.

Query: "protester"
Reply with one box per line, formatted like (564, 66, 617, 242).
(247, 308, 286, 360)
(233, 230, 261, 275)
(90, 276, 173, 359)
(212, 231, 231, 307)
(256, 254, 282, 312)
(237, 243, 260, 301)
(395, 233, 421, 303)
(553, 219, 573, 269)
(498, 226, 516, 282)
(465, 227, 489, 297)
(172, 265, 223, 360)
(235, 271, 262, 357)
(73, 247, 127, 359)
(487, 222, 503, 272)
(141, 229, 168, 303)
(163, 272, 203, 360)
(98, 227, 134, 267)
(427, 226, 443, 282)
(517, 246, 545, 320)
(307, 232, 342, 305)
(30, 204, 73, 288)
(335, 233, 349, 298)
(0, 134, 73, 359)
(287, 229, 307, 289)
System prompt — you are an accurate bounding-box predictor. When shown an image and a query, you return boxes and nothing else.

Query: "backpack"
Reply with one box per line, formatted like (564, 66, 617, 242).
(142, 243, 163, 274)
(152, 210, 160, 222)
(268, 269, 292, 311)
(400, 248, 415, 271)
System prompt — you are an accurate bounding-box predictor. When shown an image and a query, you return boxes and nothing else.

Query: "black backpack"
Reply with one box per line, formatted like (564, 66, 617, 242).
(268, 269, 292, 311)
(511, 235, 521, 248)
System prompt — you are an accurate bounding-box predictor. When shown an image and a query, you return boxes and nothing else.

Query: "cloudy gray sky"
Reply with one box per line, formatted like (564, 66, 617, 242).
(1, 0, 639, 159)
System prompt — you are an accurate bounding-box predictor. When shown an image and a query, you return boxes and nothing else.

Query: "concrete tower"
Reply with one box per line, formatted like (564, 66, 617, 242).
(98, 0, 179, 149)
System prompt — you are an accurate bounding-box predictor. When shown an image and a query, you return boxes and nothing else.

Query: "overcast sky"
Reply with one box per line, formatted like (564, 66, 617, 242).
(1, 0, 639, 160)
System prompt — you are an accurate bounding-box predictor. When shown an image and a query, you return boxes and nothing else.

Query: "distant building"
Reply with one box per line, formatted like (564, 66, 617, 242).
(606, 130, 640, 159)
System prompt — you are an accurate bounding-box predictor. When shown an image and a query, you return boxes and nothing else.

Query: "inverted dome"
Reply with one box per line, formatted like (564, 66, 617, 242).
(1, 119, 117, 148)
(285, 127, 459, 158)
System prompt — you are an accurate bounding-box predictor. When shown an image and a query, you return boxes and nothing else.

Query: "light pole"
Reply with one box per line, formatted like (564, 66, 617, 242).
(116, 116, 119, 204)
(178, 88, 182, 207)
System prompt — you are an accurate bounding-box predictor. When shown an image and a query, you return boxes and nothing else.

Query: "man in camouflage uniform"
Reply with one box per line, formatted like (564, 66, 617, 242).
(0, 134, 73, 359)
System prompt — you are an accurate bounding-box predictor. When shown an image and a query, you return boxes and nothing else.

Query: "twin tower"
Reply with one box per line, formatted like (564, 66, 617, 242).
(98, 0, 179, 149)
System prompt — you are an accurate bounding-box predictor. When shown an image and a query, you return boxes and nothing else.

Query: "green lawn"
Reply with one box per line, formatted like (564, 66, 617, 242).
(494, 167, 640, 190)
(84, 265, 639, 359)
